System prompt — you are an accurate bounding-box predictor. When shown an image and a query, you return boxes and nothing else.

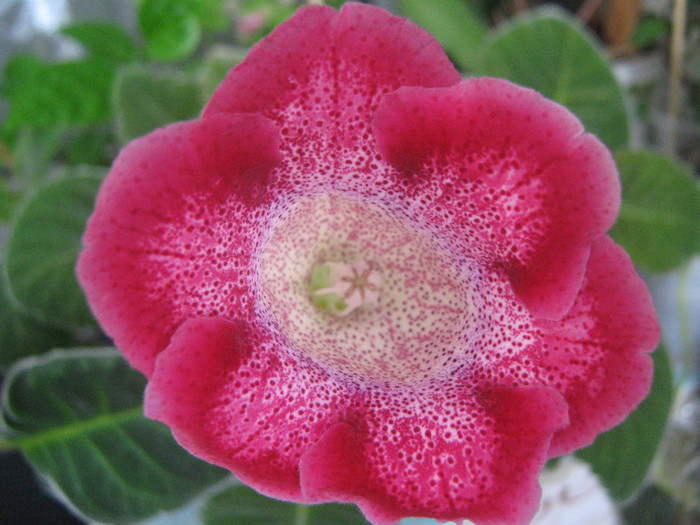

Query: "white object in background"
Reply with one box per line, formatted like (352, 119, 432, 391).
(643, 0, 672, 15)
(0, 0, 70, 40)
(531, 457, 620, 525)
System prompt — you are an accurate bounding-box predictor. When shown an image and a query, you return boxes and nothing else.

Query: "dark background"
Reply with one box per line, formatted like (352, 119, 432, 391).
(1, 451, 84, 525)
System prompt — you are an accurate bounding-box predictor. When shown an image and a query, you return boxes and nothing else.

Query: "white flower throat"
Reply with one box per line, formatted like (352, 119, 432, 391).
(257, 192, 478, 386)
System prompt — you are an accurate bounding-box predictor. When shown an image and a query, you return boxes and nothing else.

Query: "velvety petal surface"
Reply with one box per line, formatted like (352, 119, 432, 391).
(144, 317, 348, 500)
(145, 316, 571, 525)
(77, 114, 281, 376)
(299, 386, 568, 525)
(465, 236, 658, 456)
(79, 2, 464, 379)
(534, 236, 659, 456)
(373, 78, 620, 320)
(204, 2, 461, 172)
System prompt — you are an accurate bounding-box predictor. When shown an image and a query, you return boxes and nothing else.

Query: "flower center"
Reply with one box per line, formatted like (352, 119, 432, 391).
(257, 193, 478, 386)
(309, 260, 381, 316)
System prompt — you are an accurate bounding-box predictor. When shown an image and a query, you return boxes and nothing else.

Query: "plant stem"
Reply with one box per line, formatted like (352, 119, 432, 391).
(667, 0, 688, 155)
(294, 504, 310, 525)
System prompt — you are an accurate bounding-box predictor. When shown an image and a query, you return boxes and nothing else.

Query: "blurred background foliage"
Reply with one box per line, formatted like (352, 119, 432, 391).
(0, 1, 698, 524)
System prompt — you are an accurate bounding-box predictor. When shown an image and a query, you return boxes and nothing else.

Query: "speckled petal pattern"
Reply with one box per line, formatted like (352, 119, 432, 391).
(78, 3, 660, 525)
(300, 387, 568, 525)
(537, 236, 658, 456)
(144, 316, 349, 501)
(204, 2, 461, 176)
(77, 114, 281, 376)
(373, 78, 620, 320)
(145, 316, 571, 525)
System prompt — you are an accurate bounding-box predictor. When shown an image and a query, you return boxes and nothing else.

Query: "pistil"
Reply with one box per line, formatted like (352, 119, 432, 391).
(309, 260, 381, 316)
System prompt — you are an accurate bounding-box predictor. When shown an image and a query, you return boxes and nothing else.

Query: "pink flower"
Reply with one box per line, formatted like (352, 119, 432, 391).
(77, 3, 659, 525)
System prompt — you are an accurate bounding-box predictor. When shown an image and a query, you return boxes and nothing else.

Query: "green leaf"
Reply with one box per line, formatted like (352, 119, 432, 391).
(475, 8, 629, 150)
(201, 484, 369, 525)
(192, 0, 231, 32)
(0, 179, 21, 221)
(200, 46, 247, 99)
(0, 263, 72, 369)
(576, 345, 673, 501)
(622, 485, 677, 525)
(11, 126, 67, 187)
(114, 65, 203, 143)
(399, 0, 487, 70)
(609, 150, 700, 273)
(632, 15, 668, 51)
(138, 0, 201, 61)
(5, 176, 101, 329)
(0, 349, 227, 523)
(64, 126, 116, 167)
(1, 55, 115, 134)
(62, 22, 140, 63)
(53, 164, 109, 181)
(0, 23, 137, 139)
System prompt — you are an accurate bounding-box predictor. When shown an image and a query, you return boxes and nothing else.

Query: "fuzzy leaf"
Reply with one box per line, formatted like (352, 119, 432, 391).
(62, 22, 140, 63)
(114, 66, 203, 143)
(0, 349, 227, 523)
(399, 0, 487, 70)
(610, 150, 700, 272)
(0, 180, 20, 221)
(138, 0, 201, 61)
(0, 55, 114, 133)
(6, 176, 101, 329)
(0, 263, 71, 369)
(476, 9, 629, 149)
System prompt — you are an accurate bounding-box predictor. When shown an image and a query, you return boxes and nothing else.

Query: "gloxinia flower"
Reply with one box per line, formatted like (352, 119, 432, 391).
(77, 3, 660, 525)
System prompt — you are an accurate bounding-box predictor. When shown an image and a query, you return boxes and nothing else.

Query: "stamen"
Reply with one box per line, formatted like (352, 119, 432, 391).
(309, 260, 381, 316)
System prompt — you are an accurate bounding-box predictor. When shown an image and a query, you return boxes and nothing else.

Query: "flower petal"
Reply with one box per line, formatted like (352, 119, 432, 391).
(204, 2, 460, 166)
(77, 114, 281, 376)
(299, 386, 568, 525)
(538, 236, 659, 456)
(373, 78, 620, 320)
(454, 236, 658, 457)
(144, 317, 348, 500)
